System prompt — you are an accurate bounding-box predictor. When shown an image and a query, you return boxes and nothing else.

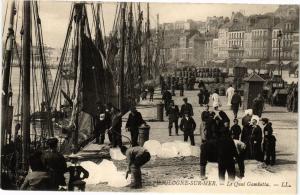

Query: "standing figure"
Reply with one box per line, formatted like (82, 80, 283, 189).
(250, 119, 263, 161)
(109, 106, 123, 148)
(162, 90, 172, 114)
(125, 107, 146, 146)
(167, 101, 180, 136)
(41, 137, 68, 190)
(217, 129, 238, 184)
(94, 113, 108, 144)
(252, 93, 264, 117)
(230, 119, 242, 140)
(121, 146, 151, 189)
(197, 89, 205, 106)
(233, 137, 246, 178)
(231, 91, 242, 119)
(241, 110, 253, 159)
(211, 89, 221, 108)
(226, 84, 235, 106)
(179, 112, 196, 145)
(148, 86, 154, 102)
(180, 97, 194, 117)
(262, 118, 276, 165)
(204, 89, 210, 105)
(179, 80, 184, 96)
(104, 104, 113, 145)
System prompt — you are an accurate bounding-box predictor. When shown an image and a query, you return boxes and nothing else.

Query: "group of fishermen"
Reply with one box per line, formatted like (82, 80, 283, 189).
(19, 137, 89, 191)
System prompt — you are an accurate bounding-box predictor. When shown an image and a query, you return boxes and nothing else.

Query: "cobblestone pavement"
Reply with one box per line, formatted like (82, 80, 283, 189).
(86, 88, 297, 193)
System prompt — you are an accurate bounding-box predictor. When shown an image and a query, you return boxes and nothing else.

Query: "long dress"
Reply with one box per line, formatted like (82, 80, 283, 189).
(226, 87, 235, 106)
(212, 93, 221, 108)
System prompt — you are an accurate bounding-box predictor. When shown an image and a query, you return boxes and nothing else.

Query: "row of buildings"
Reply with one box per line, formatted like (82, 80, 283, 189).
(161, 5, 299, 71)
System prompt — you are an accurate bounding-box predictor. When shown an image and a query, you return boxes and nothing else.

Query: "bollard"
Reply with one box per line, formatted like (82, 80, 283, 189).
(157, 102, 164, 121)
(138, 124, 150, 146)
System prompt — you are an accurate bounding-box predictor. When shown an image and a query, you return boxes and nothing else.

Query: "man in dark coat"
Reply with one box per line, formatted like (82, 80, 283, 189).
(41, 137, 68, 190)
(262, 118, 276, 165)
(180, 97, 194, 117)
(217, 129, 238, 184)
(125, 107, 146, 146)
(166, 101, 180, 136)
(104, 103, 113, 144)
(250, 119, 263, 161)
(148, 86, 154, 101)
(109, 106, 123, 148)
(230, 118, 242, 140)
(252, 93, 264, 117)
(231, 91, 242, 119)
(162, 90, 172, 113)
(179, 112, 196, 145)
(204, 89, 210, 105)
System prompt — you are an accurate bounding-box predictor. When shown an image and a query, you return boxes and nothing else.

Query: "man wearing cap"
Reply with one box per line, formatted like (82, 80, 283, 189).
(121, 145, 151, 189)
(162, 89, 172, 113)
(180, 98, 194, 117)
(94, 113, 108, 144)
(109, 106, 123, 148)
(166, 101, 180, 136)
(126, 107, 146, 146)
(231, 91, 242, 119)
(179, 112, 196, 145)
(41, 137, 68, 190)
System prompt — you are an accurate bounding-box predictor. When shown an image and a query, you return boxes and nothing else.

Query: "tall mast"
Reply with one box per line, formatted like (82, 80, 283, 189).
(119, 3, 126, 113)
(1, 0, 16, 148)
(146, 3, 150, 79)
(128, 3, 133, 99)
(22, 0, 31, 171)
(137, 3, 143, 95)
(155, 13, 160, 80)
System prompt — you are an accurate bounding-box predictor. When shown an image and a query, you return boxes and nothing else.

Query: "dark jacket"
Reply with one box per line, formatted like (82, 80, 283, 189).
(201, 111, 211, 122)
(217, 135, 238, 165)
(126, 111, 145, 130)
(231, 93, 242, 106)
(41, 150, 67, 188)
(180, 103, 194, 116)
(167, 105, 180, 120)
(242, 115, 251, 127)
(263, 122, 273, 136)
(162, 91, 172, 102)
(68, 165, 89, 183)
(180, 116, 196, 133)
(20, 171, 51, 191)
(111, 112, 122, 131)
(230, 124, 242, 140)
(250, 125, 263, 144)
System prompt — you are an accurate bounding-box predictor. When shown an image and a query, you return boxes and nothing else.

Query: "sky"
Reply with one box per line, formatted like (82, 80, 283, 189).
(2, 1, 280, 48)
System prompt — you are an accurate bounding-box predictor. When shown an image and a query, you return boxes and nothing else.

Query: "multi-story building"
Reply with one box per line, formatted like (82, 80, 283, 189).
(228, 21, 246, 61)
(292, 32, 299, 65)
(212, 38, 219, 58)
(217, 22, 231, 60)
(271, 19, 297, 68)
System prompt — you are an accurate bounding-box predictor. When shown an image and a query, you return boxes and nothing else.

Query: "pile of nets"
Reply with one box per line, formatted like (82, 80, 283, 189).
(81, 159, 131, 187)
(144, 140, 200, 158)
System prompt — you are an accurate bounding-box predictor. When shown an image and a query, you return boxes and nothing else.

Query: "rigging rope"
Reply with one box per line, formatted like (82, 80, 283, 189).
(2, 0, 9, 37)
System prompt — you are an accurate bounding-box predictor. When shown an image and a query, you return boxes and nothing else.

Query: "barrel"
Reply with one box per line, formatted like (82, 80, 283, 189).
(139, 124, 150, 146)
(157, 102, 164, 121)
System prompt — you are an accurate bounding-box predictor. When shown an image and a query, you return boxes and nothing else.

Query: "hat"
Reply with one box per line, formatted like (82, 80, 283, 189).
(261, 118, 269, 123)
(183, 97, 188, 101)
(47, 137, 58, 146)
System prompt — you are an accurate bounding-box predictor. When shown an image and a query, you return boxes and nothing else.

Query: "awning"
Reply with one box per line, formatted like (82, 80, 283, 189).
(266, 60, 278, 65)
(281, 61, 292, 66)
(213, 60, 225, 64)
(242, 59, 260, 63)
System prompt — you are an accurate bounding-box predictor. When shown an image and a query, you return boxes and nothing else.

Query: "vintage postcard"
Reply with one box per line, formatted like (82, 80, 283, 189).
(1, 0, 298, 194)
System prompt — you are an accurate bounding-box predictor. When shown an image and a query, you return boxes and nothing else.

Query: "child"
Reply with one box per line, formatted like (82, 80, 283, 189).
(230, 119, 242, 140)
(67, 155, 89, 191)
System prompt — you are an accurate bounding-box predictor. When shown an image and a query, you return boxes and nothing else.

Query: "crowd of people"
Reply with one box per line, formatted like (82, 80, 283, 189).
(162, 83, 277, 183)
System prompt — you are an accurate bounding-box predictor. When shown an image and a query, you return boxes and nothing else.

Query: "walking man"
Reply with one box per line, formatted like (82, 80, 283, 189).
(179, 112, 196, 145)
(231, 91, 242, 119)
(126, 106, 146, 146)
(180, 97, 194, 117)
(252, 93, 264, 117)
(167, 101, 180, 136)
(162, 89, 172, 114)
(121, 146, 151, 189)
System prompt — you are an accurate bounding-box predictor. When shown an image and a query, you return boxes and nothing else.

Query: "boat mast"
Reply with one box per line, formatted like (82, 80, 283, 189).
(22, 0, 31, 171)
(119, 3, 126, 113)
(146, 3, 150, 79)
(137, 3, 143, 95)
(1, 0, 16, 148)
(128, 3, 133, 99)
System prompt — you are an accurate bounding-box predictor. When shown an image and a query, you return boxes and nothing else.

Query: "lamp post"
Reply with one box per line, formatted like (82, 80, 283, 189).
(277, 30, 283, 76)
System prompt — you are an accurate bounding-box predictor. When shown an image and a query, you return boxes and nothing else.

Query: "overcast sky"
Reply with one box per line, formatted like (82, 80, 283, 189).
(2, 1, 279, 48)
